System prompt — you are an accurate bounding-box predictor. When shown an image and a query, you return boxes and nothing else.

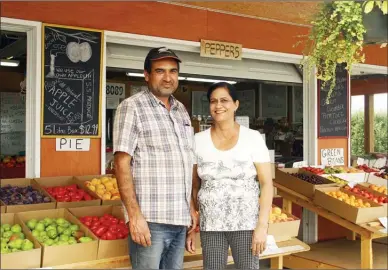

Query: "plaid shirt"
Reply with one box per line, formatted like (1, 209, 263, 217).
(113, 89, 194, 226)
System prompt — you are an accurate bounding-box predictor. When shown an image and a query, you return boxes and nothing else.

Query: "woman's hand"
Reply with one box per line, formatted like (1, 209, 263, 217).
(185, 231, 197, 254)
(251, 226, 267, 256)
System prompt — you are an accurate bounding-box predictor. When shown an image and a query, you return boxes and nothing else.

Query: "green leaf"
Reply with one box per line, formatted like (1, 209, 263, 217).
(364, 1, 375, 13)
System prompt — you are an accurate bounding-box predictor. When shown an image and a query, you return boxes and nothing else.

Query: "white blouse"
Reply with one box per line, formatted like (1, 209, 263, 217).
(194, 126, 270, 231)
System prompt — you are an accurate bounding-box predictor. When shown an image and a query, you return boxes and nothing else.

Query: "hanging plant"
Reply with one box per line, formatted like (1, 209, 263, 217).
(300, 1, 366, 104)
(362, 1, 388, 44)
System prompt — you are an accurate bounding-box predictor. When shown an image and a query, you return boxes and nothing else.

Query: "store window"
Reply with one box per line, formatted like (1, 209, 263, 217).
(104, 67, 304, 172)
(350, 95, 365, 156)
(0, 31, 27, 178)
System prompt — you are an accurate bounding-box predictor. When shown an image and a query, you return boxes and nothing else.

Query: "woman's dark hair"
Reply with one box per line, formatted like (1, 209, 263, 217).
(207, 82, 238, 102)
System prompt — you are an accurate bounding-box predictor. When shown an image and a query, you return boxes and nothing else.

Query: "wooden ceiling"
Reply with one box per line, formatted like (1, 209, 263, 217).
(171, 1, 323, 26)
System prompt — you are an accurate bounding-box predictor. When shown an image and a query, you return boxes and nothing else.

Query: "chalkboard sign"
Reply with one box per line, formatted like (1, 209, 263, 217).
(318, 64, 349, 138)
(1, 92, 25, 133)
(260, 84, 287, 118)
(41, 24, 103, 137)
(236, 89, 255, 120)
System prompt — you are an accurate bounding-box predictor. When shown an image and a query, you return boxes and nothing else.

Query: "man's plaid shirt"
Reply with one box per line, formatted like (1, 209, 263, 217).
(113, 89, 194, 226)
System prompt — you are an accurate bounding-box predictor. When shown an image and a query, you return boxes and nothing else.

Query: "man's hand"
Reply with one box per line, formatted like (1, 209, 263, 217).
(251, 226, 267, 256)
(129, 213, 151, 247)
(187, 210, 198, 234)
(185, 231, 196, 254)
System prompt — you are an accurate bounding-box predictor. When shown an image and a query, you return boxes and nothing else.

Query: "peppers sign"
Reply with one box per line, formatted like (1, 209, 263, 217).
(200, 39, 242, 60)
(321, 148, 344, 166)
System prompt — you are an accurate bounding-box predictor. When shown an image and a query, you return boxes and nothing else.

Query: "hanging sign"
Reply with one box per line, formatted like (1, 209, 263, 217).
(200, 39, 242, 60)
(321, 148, 345, 166)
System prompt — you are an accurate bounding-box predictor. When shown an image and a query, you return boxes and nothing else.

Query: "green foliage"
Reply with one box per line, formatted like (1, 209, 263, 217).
(302, 1, 366, 104)
(351, 111, 388, 155)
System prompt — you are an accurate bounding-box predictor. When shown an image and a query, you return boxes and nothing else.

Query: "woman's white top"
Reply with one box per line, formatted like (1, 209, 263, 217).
(194, 126, 270, 231)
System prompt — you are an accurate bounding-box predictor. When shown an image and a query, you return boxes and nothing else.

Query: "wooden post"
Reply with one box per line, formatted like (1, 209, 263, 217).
(361, 236, 373, 269)
(364, 94, 374, 153)
(346, 231, 356, 241)
(271, 256, 284, 269)
(282, 198, 292, 214)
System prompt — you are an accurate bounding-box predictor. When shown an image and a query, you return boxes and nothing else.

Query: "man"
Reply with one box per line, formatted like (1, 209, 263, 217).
(113, 47, 197, 269)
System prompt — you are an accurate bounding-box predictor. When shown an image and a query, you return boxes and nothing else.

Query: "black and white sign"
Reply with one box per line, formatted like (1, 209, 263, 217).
(106, 82, 125, 98)
(321, 148, 344, 166)
(55, 138, 90, 151)
(0, 92, 25, 133)
(42, 24, 103, 137)
(318, 64, 349, 138)
(260, 84, 287, 118)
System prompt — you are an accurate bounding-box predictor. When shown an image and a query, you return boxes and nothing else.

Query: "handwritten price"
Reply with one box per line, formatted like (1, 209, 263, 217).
(79, 124, 98, 135)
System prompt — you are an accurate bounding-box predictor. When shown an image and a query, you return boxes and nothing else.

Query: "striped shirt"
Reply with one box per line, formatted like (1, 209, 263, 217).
(113, 88, 194, 226)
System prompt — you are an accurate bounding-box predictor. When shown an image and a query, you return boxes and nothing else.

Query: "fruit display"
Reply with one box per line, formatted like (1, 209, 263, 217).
(325, 190, 372, 208)
(0, 223, 34, 253)
(25, 217, 93, 246)
(84, 176, 121, 201)
(289, 173, 327, 184)
(44, 184, 93, 202)
(356, 164, 379, 173)
(79, 214, 129, 240)
(302, 167, 324, 175)
(0, 185, 51, 205)
(269, 206, 297, 223)
(374, 172, 388, 180)
(363, 183, 388, 195)
(325, 175, 348, 186)
(323, 166, 362, 174)
(0, 155, 25, 168)
(343, 185, 388, 204)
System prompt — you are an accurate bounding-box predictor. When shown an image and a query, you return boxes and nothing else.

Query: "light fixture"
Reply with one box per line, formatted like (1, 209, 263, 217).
(0, 59, 20, 67)
(185, 77, 237, 84)
(126, 72, 144, 77)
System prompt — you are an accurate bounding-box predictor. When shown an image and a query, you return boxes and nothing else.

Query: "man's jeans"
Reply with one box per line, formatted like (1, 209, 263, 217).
(129, 222, 187, 269)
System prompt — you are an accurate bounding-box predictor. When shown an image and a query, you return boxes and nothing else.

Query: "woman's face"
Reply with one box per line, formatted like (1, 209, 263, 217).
(209, 87, 239, 123)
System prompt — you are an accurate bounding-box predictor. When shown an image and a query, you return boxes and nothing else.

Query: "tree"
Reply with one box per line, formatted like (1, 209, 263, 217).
(351, 111, 388, 156)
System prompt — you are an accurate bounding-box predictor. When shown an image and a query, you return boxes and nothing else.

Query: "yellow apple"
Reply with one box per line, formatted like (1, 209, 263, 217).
(272, 207, 282, 216)
(88, 185, 96, 192)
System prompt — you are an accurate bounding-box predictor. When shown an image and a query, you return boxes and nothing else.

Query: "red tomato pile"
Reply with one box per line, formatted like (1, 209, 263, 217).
(302, 167, 324, 175)
(79, 214, 129, 240)
(44, 184, 93, 202)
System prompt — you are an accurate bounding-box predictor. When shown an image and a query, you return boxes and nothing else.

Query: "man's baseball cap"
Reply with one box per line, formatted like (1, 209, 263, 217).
(144, 47, 181, 69)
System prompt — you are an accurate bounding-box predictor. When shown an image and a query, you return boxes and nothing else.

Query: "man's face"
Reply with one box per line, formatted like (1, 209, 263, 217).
(144, 58, 179, 98)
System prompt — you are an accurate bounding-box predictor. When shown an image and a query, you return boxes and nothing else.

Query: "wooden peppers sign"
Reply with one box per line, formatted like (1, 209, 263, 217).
(200, 39, 242, 60)
(41, 23, 103, 138)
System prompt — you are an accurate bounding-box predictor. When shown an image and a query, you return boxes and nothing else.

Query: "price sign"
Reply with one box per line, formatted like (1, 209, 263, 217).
(106, 82, 125, 98)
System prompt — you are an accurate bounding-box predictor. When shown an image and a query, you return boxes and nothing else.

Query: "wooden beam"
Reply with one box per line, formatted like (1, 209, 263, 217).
(364, 94, 374, 153)
(361, 236, 373, 269)
(271, 256, 284, 269)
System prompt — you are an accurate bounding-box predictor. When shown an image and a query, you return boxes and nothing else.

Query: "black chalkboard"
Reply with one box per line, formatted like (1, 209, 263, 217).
(41, 24, 103, 137)
(318, 64, 349, 138)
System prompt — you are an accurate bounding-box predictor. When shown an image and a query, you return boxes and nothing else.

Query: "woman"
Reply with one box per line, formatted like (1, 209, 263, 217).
(186, 82, 273, 269)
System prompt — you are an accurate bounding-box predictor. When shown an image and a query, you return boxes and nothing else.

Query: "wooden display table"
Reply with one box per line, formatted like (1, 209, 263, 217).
(274, 182, 388, 269)
(45, 237, 309, 269)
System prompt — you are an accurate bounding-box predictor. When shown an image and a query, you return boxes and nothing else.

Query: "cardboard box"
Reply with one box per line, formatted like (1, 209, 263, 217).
(16, 208, 98, 267)
(352, 184, 388, 214)
(33, 176, 101, 209)
(268, 206, 300, 242)
(314, 186, 385, 224)
(75, 174, 121, 206)
(0, 201, 5, 213)
(68, 205, 129, 259)
(274, 168, 336, 198)
(0, 178, 56, 213)
(0, 213, 42, 269)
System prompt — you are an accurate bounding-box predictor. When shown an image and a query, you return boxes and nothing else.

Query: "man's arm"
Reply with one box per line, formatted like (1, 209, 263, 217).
(115, 152, 151, 247)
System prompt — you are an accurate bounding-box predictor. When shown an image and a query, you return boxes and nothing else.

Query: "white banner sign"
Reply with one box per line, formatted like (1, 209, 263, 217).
(321, 148, 344, 166)
(56, 138, 90, 151)
(106, 82, 125, 98)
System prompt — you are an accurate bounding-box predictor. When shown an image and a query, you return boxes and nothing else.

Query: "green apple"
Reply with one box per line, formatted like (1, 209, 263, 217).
(8, 239, 23, 249)
(43, 218, 53, 227)
(67, 238, 77, 245)
(69, 225, 79, 232)
(35, 222, 45, 232)
(57, 240, 69, 246)
(44, 239, 54, 246)
(21, 239, 34, 251)
(47, 229, 57, 239)
(2, 224, 11, 232)
(62, 229, 72, 236)
(59, 235, 69, 242)
(31, 230, 40, 238)
(11, 224, 22, 233)
(78, 237, 93, 243)
(26, 219, 38, 230)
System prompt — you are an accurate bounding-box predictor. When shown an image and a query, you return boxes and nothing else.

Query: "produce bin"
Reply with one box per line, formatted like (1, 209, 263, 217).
(68, 205, 128, 259)
(0, 178, 56, 213)
(314, 186, 385, 224)
(275, 168, 337, 198)
(16, 208, 98, 267)
(75, 174, 121, 206)
(0, 201, 5, 213)
(268, 205, 300, 242)
(1, 213, 42, 269)
(33, 176, 101, 208)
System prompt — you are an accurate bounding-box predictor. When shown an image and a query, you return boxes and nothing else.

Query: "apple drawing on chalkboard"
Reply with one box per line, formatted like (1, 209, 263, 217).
(66, 42, 92, 63)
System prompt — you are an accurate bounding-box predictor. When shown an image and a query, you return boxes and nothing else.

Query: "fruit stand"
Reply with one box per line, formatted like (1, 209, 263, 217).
(1, 174, 312, 269)
(273, 166, 388, 269)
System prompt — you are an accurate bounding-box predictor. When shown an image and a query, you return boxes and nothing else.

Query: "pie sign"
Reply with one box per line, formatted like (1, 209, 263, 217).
(66, 42, 92, 63)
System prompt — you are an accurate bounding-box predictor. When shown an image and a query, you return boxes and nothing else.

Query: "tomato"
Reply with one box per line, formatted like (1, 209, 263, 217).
(95, 226, 108, 237)
(101, 234, 108, 240)
(105, 231, 117, 240)
(110, 218, 119, 225)
(84, 193, 92, 201)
